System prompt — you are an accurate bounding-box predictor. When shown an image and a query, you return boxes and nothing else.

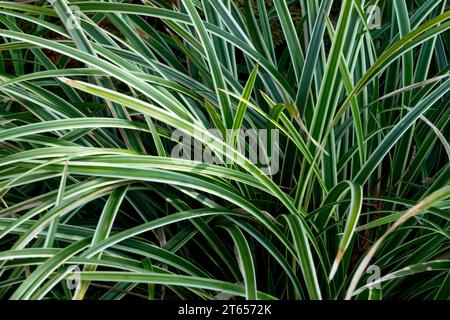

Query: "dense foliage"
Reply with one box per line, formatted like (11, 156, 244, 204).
(0, 0, 449, 300)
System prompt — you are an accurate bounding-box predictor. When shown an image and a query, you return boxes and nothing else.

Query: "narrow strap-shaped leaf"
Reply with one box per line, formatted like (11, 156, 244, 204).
(328, 182, 363, 281)
(223, 225, 257, 300)
(272, 0, 304, 85)
(183, 0, 233, 128)
(74, 186, 129, 300)
(280, 215, 322, 300)
(44, 160, 69, 248)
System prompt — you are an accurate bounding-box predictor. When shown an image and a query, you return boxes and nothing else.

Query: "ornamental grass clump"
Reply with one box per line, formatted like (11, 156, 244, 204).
(0, 0, 449, 300)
